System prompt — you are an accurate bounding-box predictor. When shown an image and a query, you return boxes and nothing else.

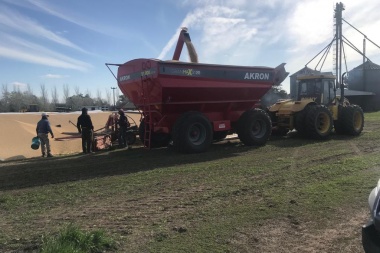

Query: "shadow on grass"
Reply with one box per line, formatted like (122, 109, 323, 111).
(0, 130, 366, 191)
(0, 141, 255, 191)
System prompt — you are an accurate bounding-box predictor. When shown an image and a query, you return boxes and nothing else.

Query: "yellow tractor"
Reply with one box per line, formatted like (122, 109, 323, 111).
(268, 74, 364, 139)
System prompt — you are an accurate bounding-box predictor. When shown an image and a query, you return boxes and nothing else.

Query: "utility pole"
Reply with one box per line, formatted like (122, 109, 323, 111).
(111, 87, 117, 110)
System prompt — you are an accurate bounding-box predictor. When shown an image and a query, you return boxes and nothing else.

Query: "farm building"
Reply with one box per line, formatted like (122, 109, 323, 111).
(347, 60, 380, 111)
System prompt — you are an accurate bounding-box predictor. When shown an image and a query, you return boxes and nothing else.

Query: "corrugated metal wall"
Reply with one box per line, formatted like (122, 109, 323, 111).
(348, 61, 380, 111)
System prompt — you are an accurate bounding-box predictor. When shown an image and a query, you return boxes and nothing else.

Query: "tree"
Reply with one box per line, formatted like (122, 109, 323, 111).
(0, 84, 10, 112)
(95, 89, 107, 106)
(63, 84, 70, 104)
(116, 94, 134, 109)
(74, 85, 80, 96)
(40, 83, 49, 111)
(51, 86, 59, 106)
(260, 85, 289, 109)
(105, 88, 111, 105)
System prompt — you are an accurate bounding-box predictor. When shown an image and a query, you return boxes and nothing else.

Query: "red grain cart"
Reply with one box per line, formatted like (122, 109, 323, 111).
(107, 28, 288, 153)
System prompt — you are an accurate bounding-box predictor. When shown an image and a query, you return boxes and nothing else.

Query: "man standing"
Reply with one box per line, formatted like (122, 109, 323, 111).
(36, 112, 54, 157)
(117, 109, 130, 149)
(77, 108, 94, 154)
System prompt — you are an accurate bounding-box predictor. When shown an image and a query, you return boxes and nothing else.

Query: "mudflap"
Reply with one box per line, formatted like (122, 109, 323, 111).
(362, 221, 380, 253)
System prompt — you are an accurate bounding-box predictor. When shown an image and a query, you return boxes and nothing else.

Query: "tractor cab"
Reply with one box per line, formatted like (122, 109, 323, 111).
(296, 75, 336, 105)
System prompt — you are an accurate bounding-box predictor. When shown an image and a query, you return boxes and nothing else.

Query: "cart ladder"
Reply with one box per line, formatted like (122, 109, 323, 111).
(141, 76, 152, 149)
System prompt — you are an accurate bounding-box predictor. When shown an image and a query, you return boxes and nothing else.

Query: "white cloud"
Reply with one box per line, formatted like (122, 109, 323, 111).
(157, 6, 261, 62)
(10, 82, 28, 91)
(0, 6, 88, 54)
(6, 0, 124, 37)
(0, 33, 91, 71)
(284, 0, 380, 74)
(158, 0, 380, 93)
(41, 74, 68, 79)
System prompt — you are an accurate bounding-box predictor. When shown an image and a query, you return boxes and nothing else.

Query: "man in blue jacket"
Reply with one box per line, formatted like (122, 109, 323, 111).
(36, 112, 54, 157)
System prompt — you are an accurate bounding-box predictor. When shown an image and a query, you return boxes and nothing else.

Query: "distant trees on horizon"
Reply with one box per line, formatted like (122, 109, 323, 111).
(0, 83, 131, 112)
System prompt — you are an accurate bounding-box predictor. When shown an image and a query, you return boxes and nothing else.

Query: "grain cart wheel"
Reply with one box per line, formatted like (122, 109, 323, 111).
(340, 105, 364, 135)
(237, 108, 272, 146)
(172, 112, 213, 153)
(305, 105, 333, 139)
(139, 120, 170, 147)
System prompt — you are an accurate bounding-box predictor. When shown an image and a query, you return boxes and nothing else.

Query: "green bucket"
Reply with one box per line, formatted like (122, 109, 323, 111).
(31, 136, 41, 150)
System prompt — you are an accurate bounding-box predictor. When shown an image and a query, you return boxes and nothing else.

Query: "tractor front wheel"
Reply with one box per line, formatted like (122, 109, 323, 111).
(305, 105, 333, 139)
(295, 104, 313, 136)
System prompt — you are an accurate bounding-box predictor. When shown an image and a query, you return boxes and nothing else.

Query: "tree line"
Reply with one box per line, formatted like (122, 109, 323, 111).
(0, 84, 132, 112)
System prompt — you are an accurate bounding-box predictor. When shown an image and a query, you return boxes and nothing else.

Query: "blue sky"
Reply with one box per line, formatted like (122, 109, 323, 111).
(1, 0, 380, 103)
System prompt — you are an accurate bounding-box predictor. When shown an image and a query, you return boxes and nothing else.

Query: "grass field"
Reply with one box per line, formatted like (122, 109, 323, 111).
(0, 111, 379, 252)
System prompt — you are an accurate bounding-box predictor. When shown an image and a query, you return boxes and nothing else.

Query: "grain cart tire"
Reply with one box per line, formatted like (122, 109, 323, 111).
(305, 105, 333, 139)
(139, 120, 170, 147)
(294, 104, 313, 136)
(237, 108, 272, 146)
(172, 112, 213, 153)
(341, 105, 364, 135)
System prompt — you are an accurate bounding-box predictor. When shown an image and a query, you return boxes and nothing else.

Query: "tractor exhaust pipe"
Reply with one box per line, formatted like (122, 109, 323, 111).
(340, 72, 347, 104)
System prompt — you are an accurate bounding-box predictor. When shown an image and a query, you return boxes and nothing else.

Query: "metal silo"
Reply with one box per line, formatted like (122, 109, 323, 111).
(348, 60, 380, 111)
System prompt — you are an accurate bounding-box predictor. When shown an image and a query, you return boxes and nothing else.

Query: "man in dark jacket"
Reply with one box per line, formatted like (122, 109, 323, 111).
(36, 112, 54, 157)
(77, 108, 94, 154)
(117, 109, 130, 149)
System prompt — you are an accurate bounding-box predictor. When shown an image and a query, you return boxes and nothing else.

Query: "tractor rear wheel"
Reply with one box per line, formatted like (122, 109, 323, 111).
(237, 108, 272, 146)
(139, 120, 170, 148)
(305, 105, 333, 139)
(171, 112, 213, 153)
(337, 105, 364, 135)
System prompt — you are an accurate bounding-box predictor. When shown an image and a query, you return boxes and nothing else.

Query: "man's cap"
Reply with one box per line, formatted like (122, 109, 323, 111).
(41, 112, 49, 117)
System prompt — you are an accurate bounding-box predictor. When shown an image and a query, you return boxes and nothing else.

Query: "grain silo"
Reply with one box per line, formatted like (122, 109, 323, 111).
(347, 60, 380, 111)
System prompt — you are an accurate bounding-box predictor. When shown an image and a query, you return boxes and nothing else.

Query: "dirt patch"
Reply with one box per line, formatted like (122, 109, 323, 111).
(228, 209, 367, 253)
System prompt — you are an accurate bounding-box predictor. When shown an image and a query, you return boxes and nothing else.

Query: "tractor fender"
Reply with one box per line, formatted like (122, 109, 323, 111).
(269, 99, 316, 114)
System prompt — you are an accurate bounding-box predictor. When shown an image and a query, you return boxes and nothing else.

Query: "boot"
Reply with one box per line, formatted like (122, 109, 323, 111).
(42, 152, 46, 157)
(47, 153, 53, 157)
